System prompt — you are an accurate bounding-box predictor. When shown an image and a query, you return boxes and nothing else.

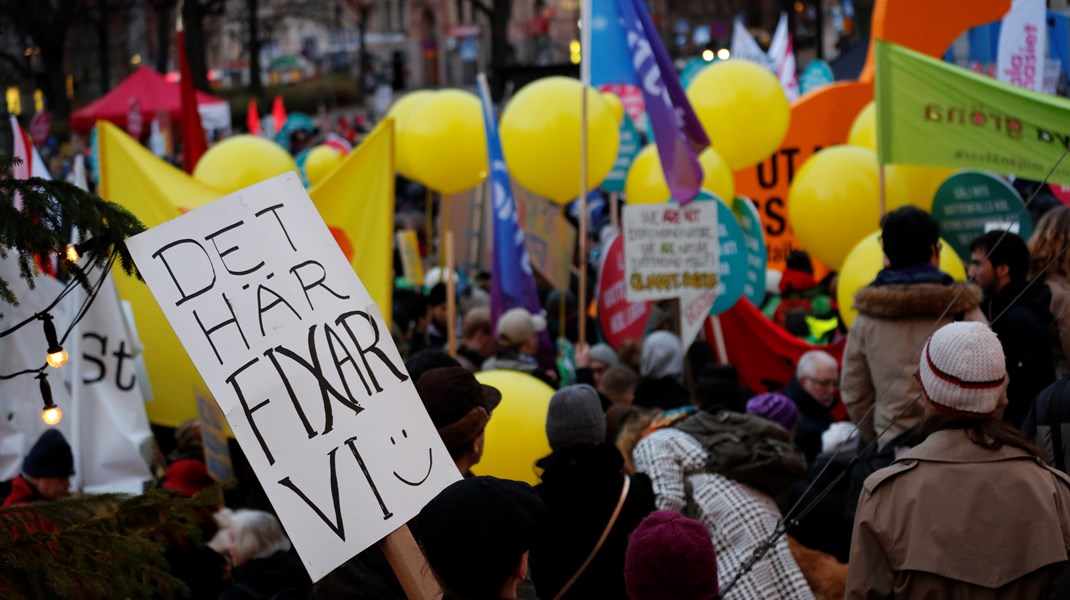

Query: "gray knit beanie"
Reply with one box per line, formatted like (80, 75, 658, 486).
(545, 384, 606, 450)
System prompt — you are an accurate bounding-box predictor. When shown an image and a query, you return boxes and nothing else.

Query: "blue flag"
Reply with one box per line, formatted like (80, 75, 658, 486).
(477, 76, 555, 365)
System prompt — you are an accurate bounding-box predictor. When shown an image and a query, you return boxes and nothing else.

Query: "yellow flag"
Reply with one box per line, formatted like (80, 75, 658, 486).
(97, 121, 222, 427)
(98, 120, 396, 426)
(310, 119, 396, 324)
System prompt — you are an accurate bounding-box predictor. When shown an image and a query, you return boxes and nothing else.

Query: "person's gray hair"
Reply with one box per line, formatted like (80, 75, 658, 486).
(222, 509, 292, 564)
(795, 350, 838, 379)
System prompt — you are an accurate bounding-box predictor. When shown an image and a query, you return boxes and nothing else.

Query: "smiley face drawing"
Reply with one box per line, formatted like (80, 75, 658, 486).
(391, 429, 433, 486)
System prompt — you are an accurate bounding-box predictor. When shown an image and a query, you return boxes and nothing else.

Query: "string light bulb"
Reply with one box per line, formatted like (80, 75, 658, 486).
(65, 243, 80, 263)
(37, 373, 62, 425)
(41, 313, 68, 368)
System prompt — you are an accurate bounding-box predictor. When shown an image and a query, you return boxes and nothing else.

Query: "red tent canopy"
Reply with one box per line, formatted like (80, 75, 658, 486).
(70, 67, 227, 132)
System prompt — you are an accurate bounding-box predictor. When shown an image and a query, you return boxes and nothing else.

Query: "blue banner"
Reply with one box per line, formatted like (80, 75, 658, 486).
(591, 0, 635, 86)
(477, 76, 554, 367)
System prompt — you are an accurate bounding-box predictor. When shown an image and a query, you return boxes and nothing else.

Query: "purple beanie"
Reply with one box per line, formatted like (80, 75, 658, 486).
(625, 511, 719, 600)
(746, 392, 801, 431)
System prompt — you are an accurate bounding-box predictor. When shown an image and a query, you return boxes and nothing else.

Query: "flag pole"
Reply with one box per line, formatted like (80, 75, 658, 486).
(878, 163, 887, 216)
(446, 230, 457, 357)
(578, 0, 592, 347)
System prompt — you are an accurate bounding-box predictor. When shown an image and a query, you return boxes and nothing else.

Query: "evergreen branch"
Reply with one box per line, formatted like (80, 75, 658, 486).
(0, 164, 146, 319)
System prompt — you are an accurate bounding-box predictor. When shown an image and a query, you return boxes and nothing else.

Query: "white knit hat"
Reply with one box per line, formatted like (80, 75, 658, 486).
(918, 322, 1006, 416)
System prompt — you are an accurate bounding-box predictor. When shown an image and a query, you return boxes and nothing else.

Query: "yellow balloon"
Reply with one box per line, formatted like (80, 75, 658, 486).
(473, 370, 554, 485)
(399, 90, 488, 194)
(388, 90, 434, 179)
(625, 144, 735, 204)
(602, 91, 625, 125)
(501, 76, 620, 204)
(788, 145, 910, 270)
(894, 164, 956, 212)
(837, 231, 967, 328)
(847, 101, 877, 151)
(304, 145, 344, 187)
(687, 60, 791, 170)
(193, 135, 299, 194)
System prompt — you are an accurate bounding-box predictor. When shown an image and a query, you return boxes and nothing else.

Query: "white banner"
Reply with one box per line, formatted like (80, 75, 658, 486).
(622, 202, 719, 303)
(996, 0, 1047, 92)
(0, 258, 155, 494)
(730, 17, 774, 69)
(126, 173, 459, 581)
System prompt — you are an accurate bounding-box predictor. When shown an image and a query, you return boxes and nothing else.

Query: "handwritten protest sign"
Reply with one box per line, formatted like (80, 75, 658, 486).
(126, 173, 459, 581)
(622, 201, 719, 303)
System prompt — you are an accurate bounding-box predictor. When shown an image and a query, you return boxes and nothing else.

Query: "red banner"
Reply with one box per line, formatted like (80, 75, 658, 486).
(598, 235, 650, 349)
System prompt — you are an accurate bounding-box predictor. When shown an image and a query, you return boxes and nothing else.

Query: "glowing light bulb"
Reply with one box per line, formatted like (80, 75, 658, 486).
(65, 244, 80, 263)
(46, 348, 68, 368)
(717, 48, 731, 60)
(42, 405, 62, 425)
(702, 49, 714, 62)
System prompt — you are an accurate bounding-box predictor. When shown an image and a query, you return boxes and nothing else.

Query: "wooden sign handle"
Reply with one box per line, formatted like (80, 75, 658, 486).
(379, 524, 442, 599)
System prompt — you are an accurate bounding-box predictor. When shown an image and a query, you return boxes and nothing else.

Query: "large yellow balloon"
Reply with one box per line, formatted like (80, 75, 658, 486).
(788, 145, 910, 270)
(837, 231, 967, 328)
(304, 145, 344, 187)
(399, 90, 488, 194)
(846, 101, 954, 211)
(388, 90, 434, 180)
(193, 135, 298, 194)
(625, 145, 735, 204)
(847, 101, 877, 151)
(894, 165, 956, 212)
(500, 77, 620, 204)
(473, 370, 553, 485)
(687, 60, 791, 170)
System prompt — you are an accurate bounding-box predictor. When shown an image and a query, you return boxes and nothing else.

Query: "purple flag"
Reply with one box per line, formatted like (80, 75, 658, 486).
(615, 0, 709, 204)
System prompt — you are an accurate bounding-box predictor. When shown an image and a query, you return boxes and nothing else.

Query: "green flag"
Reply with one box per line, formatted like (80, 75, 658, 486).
(875, 40, 1070, 185)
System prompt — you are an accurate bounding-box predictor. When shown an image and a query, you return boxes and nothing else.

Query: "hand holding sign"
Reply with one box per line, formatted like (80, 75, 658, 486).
(126, 173, 459, 581)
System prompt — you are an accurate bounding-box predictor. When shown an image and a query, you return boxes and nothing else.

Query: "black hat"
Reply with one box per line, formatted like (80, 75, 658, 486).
(416, 367, 502, 449)
(419, 477, 547, 597)
(694, 364, 753, 413)
(23, 429, 74, 478)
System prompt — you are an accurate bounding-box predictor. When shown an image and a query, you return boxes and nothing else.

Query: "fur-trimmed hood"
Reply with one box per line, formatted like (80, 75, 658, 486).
(853, 282, 982, 320)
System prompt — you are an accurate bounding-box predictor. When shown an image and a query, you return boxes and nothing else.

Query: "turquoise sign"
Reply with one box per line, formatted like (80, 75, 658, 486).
(800, 59, 835, 94)
(732, 196, 768, 308)
(601, 114, 641, 193)
(932, 170, 1033, 262)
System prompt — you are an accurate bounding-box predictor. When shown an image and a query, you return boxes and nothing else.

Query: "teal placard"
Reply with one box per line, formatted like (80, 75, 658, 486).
(601, 114, 641, 193)
(800, 59, 835, 94)
(732, 196, 768, 308)
(694, 191, 747, 315)
(931, 170, 1033, 262)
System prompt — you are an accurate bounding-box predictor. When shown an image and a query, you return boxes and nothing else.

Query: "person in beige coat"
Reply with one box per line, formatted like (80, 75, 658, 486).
(1029, 206, 1070, 377)
(841, 207, 986, 449)
(845, 322, 1070, 599)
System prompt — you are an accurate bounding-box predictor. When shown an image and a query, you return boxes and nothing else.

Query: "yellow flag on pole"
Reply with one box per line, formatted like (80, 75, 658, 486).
(310, 119, 396, 324)
(97, 121, 221, 427)
(97, 119, 397, 425)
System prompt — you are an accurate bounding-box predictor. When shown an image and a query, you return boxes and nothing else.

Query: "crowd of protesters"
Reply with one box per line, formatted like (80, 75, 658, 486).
(7, 189, 1070, 600)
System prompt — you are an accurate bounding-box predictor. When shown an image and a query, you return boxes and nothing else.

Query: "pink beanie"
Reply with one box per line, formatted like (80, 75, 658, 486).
(625, 511, 719, 600)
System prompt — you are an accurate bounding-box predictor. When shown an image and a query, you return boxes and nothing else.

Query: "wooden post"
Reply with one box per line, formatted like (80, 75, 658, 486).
(710, 315, 728, 365)
(878, 163, 887, 216)
(425, 187, 434, 264)
(439, 194, 452, 270)
(379, 525, 442, 600)
(578, 0, 592, 348)
(610, 191, 619, 229)
(446, 230, 457, 358)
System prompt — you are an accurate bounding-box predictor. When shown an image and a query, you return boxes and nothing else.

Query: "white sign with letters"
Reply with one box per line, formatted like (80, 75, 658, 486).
(126, 173, 459, 581)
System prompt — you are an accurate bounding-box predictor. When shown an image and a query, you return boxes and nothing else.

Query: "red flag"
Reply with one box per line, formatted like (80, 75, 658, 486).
(177, 28, 207, 174)
(247, 98, 262, 135)
(271, 95, 287, 132)
(708, 298, 846, 398)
